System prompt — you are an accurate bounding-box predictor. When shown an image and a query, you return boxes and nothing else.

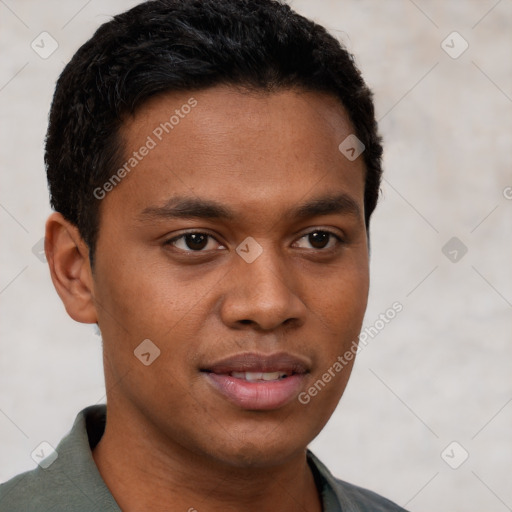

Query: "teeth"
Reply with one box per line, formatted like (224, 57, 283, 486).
(231, 371, 287, 381)
(262, 371, 287, 381)
(245, 371, 264, 381)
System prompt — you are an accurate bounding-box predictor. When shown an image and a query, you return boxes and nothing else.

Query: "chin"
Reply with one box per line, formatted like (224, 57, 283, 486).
(205, 427, 310, 470)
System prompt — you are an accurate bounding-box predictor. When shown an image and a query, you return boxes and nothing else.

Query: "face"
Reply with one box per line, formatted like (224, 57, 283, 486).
(90, 85, 369, 468)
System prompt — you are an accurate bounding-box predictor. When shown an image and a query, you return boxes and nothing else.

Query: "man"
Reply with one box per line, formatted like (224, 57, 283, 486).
(0, 0, 408, 510)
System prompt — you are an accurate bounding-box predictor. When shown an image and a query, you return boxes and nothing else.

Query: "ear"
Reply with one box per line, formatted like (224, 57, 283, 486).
(45, 212, 98, 324)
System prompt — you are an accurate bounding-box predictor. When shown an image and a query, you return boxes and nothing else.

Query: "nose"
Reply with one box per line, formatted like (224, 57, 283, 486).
(219, 245, 307, 332)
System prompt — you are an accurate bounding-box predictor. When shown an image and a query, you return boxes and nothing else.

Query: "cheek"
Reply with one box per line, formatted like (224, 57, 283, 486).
(92, 248, 184, 335)
(299, 269, 367, 425)
(308, 260, 369, 336)
(91, 246, 217, 382)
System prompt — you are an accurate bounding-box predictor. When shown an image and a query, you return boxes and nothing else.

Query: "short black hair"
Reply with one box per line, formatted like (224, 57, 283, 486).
(45, 0, 383, 264)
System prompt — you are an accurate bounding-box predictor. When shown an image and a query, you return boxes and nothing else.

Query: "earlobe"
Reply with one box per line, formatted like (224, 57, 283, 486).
(45, 212, 98, 324)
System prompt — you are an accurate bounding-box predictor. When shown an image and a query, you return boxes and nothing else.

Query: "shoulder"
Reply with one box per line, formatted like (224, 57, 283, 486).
(0, 464, 82, 511)
(331, 476, 409, 512)
(307, 450, 409, 512)
(0, 405, 118, 512)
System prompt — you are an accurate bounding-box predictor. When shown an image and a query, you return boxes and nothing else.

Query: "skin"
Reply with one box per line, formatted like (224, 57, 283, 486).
(45, 85, 369, 511)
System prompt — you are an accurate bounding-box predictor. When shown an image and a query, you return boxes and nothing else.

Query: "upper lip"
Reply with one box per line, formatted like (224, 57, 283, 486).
(201, 352, 310, 375)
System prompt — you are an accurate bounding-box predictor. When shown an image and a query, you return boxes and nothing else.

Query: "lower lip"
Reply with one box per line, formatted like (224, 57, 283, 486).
(204, 373, 305, 410)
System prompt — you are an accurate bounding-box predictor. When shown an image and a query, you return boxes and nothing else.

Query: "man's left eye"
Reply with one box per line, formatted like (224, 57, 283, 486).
(294, 230, 343, 250)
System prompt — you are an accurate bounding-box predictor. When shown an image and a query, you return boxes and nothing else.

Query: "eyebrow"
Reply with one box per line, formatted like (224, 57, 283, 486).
(138, 193, 361, 222)
(287, 193, 361, 221)
(139, 196, 235, 222)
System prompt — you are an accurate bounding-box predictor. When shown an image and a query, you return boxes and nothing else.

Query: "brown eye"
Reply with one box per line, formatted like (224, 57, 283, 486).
(183, 233, 208, 250)
(165, 232, 224, 252)
(294, 230, 342, 250)
(308, 231, 330, 249)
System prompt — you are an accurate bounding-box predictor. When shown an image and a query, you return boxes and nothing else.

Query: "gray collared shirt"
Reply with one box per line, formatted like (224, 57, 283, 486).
(0, 405, 408, 511)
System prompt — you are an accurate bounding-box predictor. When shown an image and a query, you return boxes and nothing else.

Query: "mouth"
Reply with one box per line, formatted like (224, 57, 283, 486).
(200, 352, 309, 410)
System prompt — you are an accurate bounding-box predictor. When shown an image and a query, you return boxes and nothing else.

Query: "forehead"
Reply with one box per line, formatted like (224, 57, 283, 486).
(108, 85, 366, 223)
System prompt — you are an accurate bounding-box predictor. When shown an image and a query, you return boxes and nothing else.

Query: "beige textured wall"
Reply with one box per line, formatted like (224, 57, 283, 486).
(1, 1, 511, 510)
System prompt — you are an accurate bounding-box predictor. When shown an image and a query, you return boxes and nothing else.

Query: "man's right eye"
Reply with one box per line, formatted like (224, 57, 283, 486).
(164, 232, 225, 252)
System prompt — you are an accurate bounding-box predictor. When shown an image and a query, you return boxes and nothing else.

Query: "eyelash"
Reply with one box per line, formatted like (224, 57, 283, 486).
(163, 229, 345, 253)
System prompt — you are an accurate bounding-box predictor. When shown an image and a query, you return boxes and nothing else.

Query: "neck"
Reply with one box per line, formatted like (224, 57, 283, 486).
(92, 404, 322, 512)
